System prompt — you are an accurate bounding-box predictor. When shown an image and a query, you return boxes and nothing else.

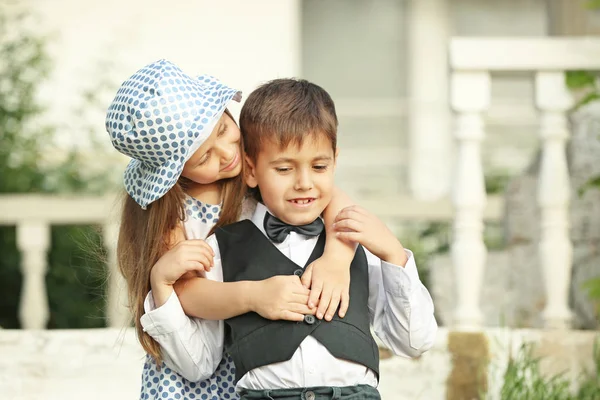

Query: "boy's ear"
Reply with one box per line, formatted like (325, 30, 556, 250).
(244, 155, 258, 188)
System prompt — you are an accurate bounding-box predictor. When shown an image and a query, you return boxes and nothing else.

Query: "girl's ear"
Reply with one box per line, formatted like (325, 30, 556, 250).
(244, 155, 258, 188)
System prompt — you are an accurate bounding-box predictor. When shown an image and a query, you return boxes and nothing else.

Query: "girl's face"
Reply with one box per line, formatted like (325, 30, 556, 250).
(181, 112, 242, 185)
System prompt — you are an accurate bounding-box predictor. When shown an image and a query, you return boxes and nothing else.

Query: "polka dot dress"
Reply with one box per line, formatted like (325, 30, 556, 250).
(139, 196, 239, 400)
(184, 196, 221, 225)
(139, 353, 237, 400)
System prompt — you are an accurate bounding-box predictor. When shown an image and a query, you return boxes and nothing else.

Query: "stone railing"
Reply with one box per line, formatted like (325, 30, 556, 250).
(0, 193, 504, 330)
(449, 37, 600, 330)
(0, 194, 130, 329)
(3, 40, 598, 334)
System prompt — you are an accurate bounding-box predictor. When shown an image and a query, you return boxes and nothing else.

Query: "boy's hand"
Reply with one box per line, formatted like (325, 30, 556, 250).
(251, 275, 316, 322)
(333, 205, 408, 267)
(150, 239, 215, 306)
(301, 257, 350, 321)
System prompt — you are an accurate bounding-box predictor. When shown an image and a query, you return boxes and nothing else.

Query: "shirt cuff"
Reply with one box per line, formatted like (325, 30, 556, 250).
(140, 290, 192, 336)
(381, 249, 421, 297)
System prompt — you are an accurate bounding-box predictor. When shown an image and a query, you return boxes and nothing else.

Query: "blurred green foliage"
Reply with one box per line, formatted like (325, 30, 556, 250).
(0, 6, 110, 329)
(565, 69, 600, 318)
(482, 340, 600, 400)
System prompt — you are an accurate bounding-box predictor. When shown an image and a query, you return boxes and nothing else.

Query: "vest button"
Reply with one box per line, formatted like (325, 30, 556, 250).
(304, 315, 316, 325)
(293, 269, 303, 277)
(305, 391, 316, 400)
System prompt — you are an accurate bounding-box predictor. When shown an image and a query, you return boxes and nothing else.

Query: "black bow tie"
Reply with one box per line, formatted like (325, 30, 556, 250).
(263, 212, 324, 243)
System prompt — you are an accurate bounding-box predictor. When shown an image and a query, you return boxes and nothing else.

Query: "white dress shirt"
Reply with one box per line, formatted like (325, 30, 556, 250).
(141, 202, 437, 389)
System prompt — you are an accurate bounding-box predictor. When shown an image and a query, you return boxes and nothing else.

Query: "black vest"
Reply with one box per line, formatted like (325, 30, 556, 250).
(215, 219, 380, 383)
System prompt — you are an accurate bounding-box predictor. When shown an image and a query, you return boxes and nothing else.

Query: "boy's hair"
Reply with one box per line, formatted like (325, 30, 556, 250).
(240, 78, 338, 161)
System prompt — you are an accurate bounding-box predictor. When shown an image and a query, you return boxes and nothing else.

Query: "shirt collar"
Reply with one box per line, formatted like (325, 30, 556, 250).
(250, 202, 270, 237)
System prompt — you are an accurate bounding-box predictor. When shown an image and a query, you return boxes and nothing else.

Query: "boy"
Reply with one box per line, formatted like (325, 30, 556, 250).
(174, 78, 437, 399)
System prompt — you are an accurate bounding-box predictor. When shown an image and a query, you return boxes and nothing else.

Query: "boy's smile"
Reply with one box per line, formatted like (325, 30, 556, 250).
(246, 133, 337, 226)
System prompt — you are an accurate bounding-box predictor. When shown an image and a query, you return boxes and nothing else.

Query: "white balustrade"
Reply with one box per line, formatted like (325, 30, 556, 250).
(449, 71, 491, 329)
(0, 194, 129, 330)
(448, 37, 600, 330)
(16, 221, 51, 329)
(104, 222, 131, 328)
(535, 72, 574, 329)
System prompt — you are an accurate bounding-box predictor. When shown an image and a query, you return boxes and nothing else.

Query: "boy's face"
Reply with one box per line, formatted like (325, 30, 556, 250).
(246, 133, 337, 226)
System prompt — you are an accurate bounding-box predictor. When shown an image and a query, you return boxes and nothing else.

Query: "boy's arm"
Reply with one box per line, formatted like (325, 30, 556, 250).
(367, 249, 438, 358)
(334, 205, 438, 357)
(301, 186, 355, 321)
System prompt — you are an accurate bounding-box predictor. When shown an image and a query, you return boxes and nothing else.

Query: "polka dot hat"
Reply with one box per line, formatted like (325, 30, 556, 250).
(105, 59, 241, 209)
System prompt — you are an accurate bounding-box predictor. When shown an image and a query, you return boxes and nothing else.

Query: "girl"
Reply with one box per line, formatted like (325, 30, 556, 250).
(105, 60, 355, 400)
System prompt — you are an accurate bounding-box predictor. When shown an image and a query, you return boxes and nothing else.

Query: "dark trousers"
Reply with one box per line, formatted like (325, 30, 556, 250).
(239, 384, 381, 400)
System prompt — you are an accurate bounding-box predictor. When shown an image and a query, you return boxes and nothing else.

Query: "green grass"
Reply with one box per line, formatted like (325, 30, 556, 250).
(484, 340, 600, 400)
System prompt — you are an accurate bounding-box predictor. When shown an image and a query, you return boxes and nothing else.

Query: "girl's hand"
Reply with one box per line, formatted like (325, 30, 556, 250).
(250, 275, 316, 322)
(300, 257, 350, 321)
(150, 239, 215, 306)
(333, 205, 408, 267)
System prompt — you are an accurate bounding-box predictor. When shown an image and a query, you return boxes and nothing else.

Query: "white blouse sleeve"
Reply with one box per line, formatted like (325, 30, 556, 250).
(140, 234, 225, 382)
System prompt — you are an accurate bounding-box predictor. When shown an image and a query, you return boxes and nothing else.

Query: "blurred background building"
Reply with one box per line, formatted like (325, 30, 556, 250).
(1, 0, 599, 399)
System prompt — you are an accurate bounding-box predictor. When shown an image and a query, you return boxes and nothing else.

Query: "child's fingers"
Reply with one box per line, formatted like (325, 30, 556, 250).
(184, 239, 215, 257)
(332, 218, 363, 233)
(324, 291, 341, 321)
(186, 247, 215, 267)
(290, 293, 311, 305)
(316, 286, 333, 320)
(334, 206, 366, 222)
(291, 284, 311, 296)
(308, 280, 322, 310)
(280, 310, 309, 322)
(338, 290, 350, 318)
(300, 264, 313, 289)
(190, 254, 212, 271)
(335, 231, 362, 243)
(288, 302, 316, 316)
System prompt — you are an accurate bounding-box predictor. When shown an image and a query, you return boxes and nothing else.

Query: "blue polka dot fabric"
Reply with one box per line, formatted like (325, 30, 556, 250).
(105, 59, 241, 209)
(184, 195, 221, 225)
(139, 353, 238, 400)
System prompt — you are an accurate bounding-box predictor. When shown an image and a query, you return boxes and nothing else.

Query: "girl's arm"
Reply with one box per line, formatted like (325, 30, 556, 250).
(174, 273, 314, 322)
(151, 228, 315, 322)
(142, 231, 314, 381)
(300, 186, 356, 321)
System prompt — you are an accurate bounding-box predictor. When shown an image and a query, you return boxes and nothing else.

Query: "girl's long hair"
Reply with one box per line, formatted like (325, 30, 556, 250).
(116, 109, 246, 365)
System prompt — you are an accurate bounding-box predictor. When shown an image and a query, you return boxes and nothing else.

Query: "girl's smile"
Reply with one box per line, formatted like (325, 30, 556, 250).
(221, 151, 240, 172)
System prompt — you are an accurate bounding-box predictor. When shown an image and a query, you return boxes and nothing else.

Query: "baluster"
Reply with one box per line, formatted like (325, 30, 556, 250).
(17, 221, 50, 329)
(104, 222, 131, 327)
(450, 71, 491, 329)
(535, 71, 574, 329)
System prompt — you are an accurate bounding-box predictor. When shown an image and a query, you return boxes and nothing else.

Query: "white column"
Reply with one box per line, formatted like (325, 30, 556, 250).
(104, 222, 131, 328)
(535, 71, 574, 329)
(408, 0, 452, 200)
(16, 221, 51, 329)
(450, 71, 491, 329)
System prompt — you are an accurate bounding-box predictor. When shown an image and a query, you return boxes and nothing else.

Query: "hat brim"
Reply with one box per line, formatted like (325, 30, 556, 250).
(124, 157, 184, 210)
